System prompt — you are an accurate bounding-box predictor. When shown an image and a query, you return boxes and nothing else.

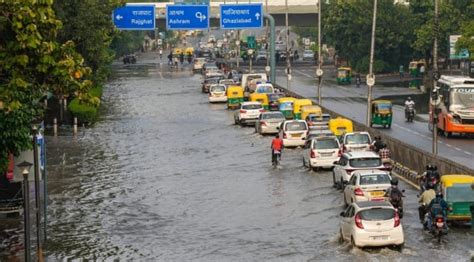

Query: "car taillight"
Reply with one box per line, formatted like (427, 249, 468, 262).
(310, 150, 317, 158)
(337, 149, 342, 157)
(283, 133, 287, 139)
(240, 110, 247, 113)
(355, 213, 364, 229)
(354, 187, 364, 196)
(259, 109, 265, 112)
(394, 212, 400, 227)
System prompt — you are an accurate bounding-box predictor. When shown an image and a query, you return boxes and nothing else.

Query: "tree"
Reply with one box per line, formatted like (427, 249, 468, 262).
(0, 0, 91, 173)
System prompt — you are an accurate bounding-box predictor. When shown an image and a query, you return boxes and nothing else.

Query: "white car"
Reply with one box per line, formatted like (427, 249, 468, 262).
(302, 136, 341, 170)
(339, 201, 404, 248)
(303, 49, 315, 61)
(208, 84, 227, 103)
(219, 79, 235, 86)
(333, 151, 386, 189)
(193, 58, 206, 71)
(343, 170, 392, 205)
(234, 102, 264, 126)
(342, 132, 372, 153)
(279, 120, 309, 147)
(255, 111, 285, 135)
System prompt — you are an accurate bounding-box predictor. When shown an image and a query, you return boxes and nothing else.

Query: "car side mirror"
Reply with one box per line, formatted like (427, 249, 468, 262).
(340, 211, 345, 217)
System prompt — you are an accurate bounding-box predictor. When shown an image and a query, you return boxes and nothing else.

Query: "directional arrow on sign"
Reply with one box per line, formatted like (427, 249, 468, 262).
(255, 13, 260, 20)
(116, 15, 123, 20)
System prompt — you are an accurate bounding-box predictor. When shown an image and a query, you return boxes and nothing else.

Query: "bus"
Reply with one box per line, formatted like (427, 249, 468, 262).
(430, 75, 474, 137)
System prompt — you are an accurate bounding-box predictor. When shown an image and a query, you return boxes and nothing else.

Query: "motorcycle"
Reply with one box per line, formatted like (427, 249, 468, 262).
(431, 214, 447, 243)
(405, 105, 415, 122)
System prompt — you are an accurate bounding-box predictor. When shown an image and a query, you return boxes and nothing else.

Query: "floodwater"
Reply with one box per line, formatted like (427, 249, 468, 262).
(1, 53, 472, 261)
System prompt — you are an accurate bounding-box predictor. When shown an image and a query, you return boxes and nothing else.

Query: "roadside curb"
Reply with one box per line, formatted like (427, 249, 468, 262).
(391, 161, 420, 190)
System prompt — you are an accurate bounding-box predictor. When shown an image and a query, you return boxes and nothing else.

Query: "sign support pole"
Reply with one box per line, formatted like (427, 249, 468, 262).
(432, 0, 439, 156)
(366, 0, 377, 127)
(264, 13, 276, 84)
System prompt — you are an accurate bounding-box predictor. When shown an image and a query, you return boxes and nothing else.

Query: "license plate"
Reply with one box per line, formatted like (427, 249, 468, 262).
(370, 191, 384, 197)
(321, 153, 333, 157)
(371, 236, 388, 240)
(291, 134, 301, 137)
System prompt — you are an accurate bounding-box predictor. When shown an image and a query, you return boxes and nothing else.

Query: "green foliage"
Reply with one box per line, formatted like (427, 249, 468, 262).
(110, 31, 146, 58)
(0, 0, 92, 173)
(69, 98, 98, 124)
(455, 3, 474, 60)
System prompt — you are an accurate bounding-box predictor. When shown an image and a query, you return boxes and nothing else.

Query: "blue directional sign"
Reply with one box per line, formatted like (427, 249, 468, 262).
(113, 5, 155, 30)
(220, 4, 263, 29)
(166, 5, 210, 30)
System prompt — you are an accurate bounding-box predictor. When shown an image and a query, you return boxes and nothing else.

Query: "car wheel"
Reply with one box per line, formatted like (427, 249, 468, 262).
(339, 178, 345, 190)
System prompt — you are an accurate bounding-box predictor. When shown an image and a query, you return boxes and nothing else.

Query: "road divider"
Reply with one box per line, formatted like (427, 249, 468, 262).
(274, 83, 473, 184)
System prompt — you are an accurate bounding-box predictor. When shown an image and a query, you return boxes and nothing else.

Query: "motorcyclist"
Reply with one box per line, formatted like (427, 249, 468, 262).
(418, 164, 440, 192)
(404, 96, 416, 120)
(378, 143, 391, 164)
(271, 134, 283, 165)
(384, 177, 404, 217)
(427, 192, 449, 231)
(418, 185, 436, 225)
(371, 136, 384, 153)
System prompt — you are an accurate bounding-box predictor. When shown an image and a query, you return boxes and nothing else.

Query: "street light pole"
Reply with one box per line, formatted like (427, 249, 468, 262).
(317, 0, 323, 105)
(265, 0, 269, 68)
(366, 0, 377, 127)
(432, 0, 439, 155)
(32, 126, 44, 261)
(285, 0, 291, 89)
(17, 161, 33, 262)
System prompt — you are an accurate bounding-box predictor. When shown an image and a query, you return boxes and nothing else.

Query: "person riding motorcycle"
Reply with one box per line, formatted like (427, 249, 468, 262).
(371, 136, 384, 153)
(271, 134, 283, 165)
(418, 185, 436, 225)
(384, 177, 404, 217)
(404, 97, 416, 120)
(427, 192, 449, 231)
(418, 164, 440, 192)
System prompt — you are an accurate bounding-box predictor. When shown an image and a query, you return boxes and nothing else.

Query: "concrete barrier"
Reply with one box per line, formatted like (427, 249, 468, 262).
(275, 84, 474, 179)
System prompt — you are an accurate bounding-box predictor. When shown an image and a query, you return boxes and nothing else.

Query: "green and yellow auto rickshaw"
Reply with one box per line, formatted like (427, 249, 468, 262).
(336, 67, 352, 85)
(249, 93, 269, 110)
(227, 85, 244, 110)
(293, 99, 313, 120)
(370, 100, 393, 128)
(408, 60, 426, 77)
(440, 174, 474, 223)
(278, 97, 296, 119)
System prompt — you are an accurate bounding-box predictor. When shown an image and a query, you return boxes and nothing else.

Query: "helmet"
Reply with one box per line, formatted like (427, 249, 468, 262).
(391, 177, 399, 186)
(426, 164, 434, 170)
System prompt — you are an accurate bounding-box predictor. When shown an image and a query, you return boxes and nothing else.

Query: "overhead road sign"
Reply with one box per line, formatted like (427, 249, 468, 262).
(166, 5, 209, 30)
(113, 5, 155, 30)
(220, 4, 263, 29)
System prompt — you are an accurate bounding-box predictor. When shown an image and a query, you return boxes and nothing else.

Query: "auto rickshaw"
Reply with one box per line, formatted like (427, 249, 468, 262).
(278, 97, 296, 119)
(370, 100, 393, 128)
(301, 105, 322, 121)
(408, 60, 426, 77)
(268, 93, 283, 111)
(440, 174, 474, 222)
(328, 117, 354, 137)
(249, 93, 269, 110)
(336, 67, 352, 84)
(227, 85, 244, 110)
(185, 47, 194, 56)
(293, 99, 313, 119)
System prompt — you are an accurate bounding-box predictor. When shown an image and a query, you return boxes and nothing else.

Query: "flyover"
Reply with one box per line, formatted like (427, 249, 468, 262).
(127, 0, 320, 27)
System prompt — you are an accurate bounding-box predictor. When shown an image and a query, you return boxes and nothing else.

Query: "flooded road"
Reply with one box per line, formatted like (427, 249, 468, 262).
(1, 53, 472, 261)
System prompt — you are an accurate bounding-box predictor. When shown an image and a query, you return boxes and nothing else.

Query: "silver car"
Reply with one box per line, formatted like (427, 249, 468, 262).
(255, 111, 285, 134)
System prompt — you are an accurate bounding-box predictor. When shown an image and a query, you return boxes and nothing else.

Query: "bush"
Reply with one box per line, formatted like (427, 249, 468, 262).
(69, 98, 98, 124)
(89, 85, 103, 98)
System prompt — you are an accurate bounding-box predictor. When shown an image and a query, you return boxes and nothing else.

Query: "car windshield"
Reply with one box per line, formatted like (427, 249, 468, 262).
(207, 78, 220, 84)
(376, 103, 391, 111)
(279, 102, 293, 110)
(262, 113, 284, 119)
(345, 134, 370, 144)
(242, 104, 262, 110)
(322, 115, 331, 121)
(210, 85, 226, 92)
(358, 208, 394, 221)
(450, 88, 474, 109)
(350, 158, 381, 168)
(313, 139, 338, 149)
(359, 174, 391, 185)
(446, 184, 474, 202)
(285, 122, 307, 131)
(304, 50, 313, 54)
(256, 85, 273, 93)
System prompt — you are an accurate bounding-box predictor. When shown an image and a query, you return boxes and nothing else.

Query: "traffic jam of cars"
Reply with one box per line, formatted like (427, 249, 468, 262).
(196, 58, 473, 249)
